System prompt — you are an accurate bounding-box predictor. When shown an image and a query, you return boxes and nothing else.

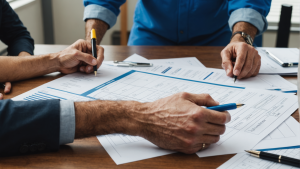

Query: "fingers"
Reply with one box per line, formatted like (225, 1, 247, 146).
(220, 48, 234, 77)
(0, 93, 3, 100)
(75, 51, 97, 66)
(202, 123, 226, 135)
(233, 43, 248, 77)
(184, 93, 219, 107)
(96, 45, 104, 69)
(205, 109, 231, 125)
(4, 82, 11, 94)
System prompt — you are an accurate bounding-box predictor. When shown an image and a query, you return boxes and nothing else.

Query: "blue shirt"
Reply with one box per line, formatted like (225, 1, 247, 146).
(83, 0, 271, 46)
(83, 0, 271, 45)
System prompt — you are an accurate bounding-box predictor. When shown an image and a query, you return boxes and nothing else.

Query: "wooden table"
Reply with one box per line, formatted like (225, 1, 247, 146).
(0, 45, 298, 169)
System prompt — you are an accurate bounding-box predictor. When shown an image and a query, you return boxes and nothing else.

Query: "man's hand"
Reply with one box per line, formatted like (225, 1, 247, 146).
(74, 92, 230, 154)
(221, 22, 261, 79)
(133, 93, 230, 154)
(54, 39, 104, 74)
(221, 42, 261, 79)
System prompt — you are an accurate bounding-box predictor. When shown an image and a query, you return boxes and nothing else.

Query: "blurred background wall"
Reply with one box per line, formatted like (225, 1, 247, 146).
(0, 0, 299, 53)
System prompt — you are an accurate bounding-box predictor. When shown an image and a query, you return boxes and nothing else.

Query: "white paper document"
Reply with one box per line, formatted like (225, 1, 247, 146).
(253, 117, 300, 150)
(218, 148, 300, 169)
(266, 48, 299, 63)
(105, 54, 297, 93)
(13, 64, 298, 164)
(257, 48, 298, 75)
(124, 54, 205, 68)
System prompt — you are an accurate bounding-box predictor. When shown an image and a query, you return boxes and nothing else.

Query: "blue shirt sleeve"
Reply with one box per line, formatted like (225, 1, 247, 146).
(0, 0, 34, 56)
(83, 0, 126, 29)
(228, 0, 272, 36)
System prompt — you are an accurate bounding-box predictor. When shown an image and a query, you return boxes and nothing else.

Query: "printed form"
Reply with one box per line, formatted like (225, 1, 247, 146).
(218, 148, 300, 169)
(105, 54, 297, 93)
(253, 116, 300, 150)
(12, 65, 298, 164)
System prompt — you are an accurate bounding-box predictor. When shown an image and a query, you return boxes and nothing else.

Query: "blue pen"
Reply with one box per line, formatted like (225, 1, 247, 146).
(207, 103, 244, 111)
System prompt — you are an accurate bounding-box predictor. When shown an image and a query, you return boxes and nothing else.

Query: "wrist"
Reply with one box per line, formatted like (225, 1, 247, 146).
(46, 53, 61, 72)
(74, 100, 145, 138)
(230, 34, 245, 43)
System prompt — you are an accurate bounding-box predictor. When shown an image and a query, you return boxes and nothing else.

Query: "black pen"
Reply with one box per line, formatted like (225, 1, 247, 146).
(91, 29, 98, 76)
(232, 58, 237, 83)
(233, 75, 237, 83)
(1, 83, 5, 89)
(245, 150, 300, 168)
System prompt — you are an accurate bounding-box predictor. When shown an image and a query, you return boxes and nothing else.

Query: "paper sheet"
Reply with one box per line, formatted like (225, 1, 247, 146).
(217, 148, 300, 169)
(124, 54, 205, 67)
(257, 48, 298, 75)
(104, 54, 297, 93)
(253, 117, 300, 150)
(265, 48, 299, 63)
(13, 64, 298, 164)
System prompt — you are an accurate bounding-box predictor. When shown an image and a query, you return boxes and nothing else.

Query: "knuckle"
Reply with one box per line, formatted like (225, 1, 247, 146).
(73, 50, 79, 56)
(241, 43, 248, 48)
(179, 92, 189, 99)
(244, 64, 252, 71)
(186, 125, 198, 135)
(202, 93, 211, 100)
(183, 139, 194, 148)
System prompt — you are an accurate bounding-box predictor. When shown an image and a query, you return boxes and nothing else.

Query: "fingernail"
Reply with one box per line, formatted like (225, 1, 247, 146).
(88, 66, 92, 71)
(233, 70, 240, 76)
(225, 113, 231, 123)
(215, 101, 219, 105)
(92, 59, 97, 65)
(80, 67, 84, 72)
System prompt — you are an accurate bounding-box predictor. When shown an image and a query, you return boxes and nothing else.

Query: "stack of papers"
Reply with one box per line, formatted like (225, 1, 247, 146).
(218, 147, 300, 169)
(105, 54, 297, 93)
(12, 50, 299, 166)
(257, 47, 299, 75)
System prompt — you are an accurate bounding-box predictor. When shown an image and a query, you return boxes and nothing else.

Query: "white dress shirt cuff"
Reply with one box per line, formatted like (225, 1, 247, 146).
(228, 8, 268, 36)
(59, 100, 75, 145)
(83, 4, 117, 29)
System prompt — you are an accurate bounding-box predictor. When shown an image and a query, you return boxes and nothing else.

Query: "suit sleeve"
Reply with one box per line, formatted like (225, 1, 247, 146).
(0, 0, 34, 56)
(0, 99, 60, 156)
(83, 0, 126, 29)
(228, 0, 272, 36)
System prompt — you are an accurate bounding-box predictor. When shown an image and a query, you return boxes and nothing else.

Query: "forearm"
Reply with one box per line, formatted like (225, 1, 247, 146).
(231, 22, 258, 42)
(0, 54, 58, 82)
(85, 19, 108, 44)
(74, 100, 144, 138)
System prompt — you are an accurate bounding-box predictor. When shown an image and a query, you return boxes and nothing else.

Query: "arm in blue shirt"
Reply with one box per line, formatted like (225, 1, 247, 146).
(0, 0, 34, 56)
(228, 0, 272, 36)
(83, 0, 125, 29)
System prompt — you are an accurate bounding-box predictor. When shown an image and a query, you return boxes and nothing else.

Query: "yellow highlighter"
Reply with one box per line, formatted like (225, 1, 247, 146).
(91, 29, 97, 76)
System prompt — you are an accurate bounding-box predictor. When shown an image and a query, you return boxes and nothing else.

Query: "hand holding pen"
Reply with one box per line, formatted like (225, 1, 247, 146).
(220, 40, 261, 82)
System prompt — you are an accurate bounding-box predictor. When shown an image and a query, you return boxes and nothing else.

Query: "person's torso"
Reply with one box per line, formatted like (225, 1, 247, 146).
(133, 0, 230, 44)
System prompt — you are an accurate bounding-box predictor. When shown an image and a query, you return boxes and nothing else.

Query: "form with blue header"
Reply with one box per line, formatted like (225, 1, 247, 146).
(12, 64, 298, 164)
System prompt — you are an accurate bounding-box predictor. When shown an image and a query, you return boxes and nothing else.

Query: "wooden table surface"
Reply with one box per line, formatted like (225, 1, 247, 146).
(0, 45, 298, 169)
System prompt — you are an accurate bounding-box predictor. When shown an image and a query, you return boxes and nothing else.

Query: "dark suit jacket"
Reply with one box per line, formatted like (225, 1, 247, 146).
(0, 99, 60, 156)
(0, 0, 34, 55)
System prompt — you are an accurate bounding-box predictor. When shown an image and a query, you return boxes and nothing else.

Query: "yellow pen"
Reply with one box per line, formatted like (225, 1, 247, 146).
(91, 29, 97, 76)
